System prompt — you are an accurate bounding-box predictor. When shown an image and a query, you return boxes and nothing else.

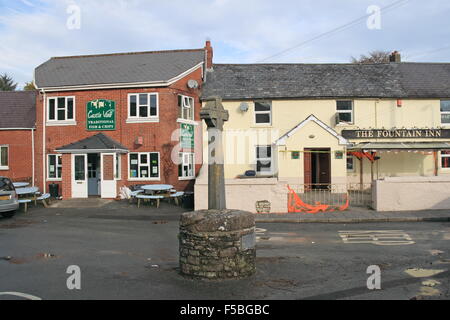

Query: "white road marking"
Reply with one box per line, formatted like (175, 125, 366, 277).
(339, 230, 415, 246)
(0, 292, 42, 300)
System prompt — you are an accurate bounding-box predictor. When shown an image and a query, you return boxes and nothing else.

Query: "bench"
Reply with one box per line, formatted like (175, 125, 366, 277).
(170, 192, 185, 206)
(136, 194, 164, 208)
(18, 199, 32, 213)
(37, 193, 51, 208)
(129, 190, 144, 204)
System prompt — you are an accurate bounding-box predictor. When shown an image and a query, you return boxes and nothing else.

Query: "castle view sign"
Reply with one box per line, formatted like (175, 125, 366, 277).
(342, 129, 450, 139)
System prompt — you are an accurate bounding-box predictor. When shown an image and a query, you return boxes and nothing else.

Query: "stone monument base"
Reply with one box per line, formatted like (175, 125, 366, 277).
(179, 210, 256, 279)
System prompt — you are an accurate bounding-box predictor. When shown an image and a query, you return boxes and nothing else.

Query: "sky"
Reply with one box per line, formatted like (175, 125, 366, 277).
(0, 0, 449, 88)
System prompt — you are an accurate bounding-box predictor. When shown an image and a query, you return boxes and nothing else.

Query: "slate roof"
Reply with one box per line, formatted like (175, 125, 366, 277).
(202, 63, 450, 100)
(0, 91, 36, 129)
(56, 133, 128, 151)
(35, 49, 205, 88)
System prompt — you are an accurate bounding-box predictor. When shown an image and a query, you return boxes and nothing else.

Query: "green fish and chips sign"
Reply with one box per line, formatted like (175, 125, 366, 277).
(87, 99, 116, 131)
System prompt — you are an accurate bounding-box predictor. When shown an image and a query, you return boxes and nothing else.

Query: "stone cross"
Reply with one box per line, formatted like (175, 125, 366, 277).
(200, 97, 229, 210)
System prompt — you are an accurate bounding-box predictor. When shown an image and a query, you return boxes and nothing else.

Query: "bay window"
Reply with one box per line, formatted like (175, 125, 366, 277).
(129, 152, 159, 179)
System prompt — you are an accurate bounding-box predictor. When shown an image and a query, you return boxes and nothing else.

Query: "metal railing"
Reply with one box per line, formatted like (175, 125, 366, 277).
(290, 183, 373, 208)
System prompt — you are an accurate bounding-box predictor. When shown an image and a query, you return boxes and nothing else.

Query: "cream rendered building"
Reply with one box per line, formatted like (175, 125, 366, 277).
(196, 55, 450, 212)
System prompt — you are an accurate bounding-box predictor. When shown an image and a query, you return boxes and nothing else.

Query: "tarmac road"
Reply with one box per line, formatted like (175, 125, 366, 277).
(0, 205, 449, 300)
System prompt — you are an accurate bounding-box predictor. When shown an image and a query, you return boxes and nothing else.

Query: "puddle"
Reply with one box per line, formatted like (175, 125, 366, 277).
(404, 268, 445, 278)
(422, 279, 441, 287)
(418, 286, 441, 297)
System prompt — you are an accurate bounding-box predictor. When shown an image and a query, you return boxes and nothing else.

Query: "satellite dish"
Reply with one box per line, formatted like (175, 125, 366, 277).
(239, 102, 249, 112)
(187, 80, 199, 89)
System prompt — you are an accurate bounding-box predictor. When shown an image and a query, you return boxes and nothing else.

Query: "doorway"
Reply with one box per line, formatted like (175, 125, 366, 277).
(88, 153, 101, 196)
(304, 148, 331, 190)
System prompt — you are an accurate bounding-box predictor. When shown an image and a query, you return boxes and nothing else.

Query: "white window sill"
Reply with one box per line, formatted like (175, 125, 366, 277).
(251, 124, 273, 128)
(335, 123, 354, 127)
(128, 178, 161, 181)
(179, 177, 195, 181)
(46, 121, 77, 126)
(177, 119, 198, 126)
(47, 178, 62, 182)
(0, 166, 9, 171)
(126, 118, 159, 124)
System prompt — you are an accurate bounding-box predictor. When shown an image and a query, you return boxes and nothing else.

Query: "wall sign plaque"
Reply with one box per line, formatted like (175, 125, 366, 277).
(86, 99, 116, 131)
(342, 129, 450, 139)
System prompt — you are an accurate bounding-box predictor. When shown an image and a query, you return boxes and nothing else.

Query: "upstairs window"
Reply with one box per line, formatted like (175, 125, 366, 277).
(256, 145, 273, 174)
(255, 101, 272, 125)
(0, 145, 8, 169)
(336, 100, 353, 124)
(48, 97, 75, 122)
(178, 95, 194, 121)
(128, 93, 158, 120)
(441, 100, 450, 124)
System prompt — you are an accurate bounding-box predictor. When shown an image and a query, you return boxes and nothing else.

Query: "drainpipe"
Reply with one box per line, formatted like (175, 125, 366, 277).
(31, 128, 35, 187)
(40, 89, 47, 194)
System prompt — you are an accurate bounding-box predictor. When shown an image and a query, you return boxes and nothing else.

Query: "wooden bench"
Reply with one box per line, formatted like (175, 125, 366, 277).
(170, 192, 185, 206)
(136, 194, 164, 208)
(18, 199, 32, 213)
(129, 190, 144, 204)
(37, 193, 51, 208)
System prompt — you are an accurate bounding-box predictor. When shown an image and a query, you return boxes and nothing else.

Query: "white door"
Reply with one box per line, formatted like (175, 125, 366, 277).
(72, 154, 88, 198)
(101, 153, 117, 198)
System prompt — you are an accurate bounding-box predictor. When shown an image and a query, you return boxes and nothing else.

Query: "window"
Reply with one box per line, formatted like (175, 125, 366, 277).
(128, 93, 158, 120)
(48, 154, 62, 179)
(336, 100, 353, 124)
(0, 145, 8, 169)
(347, 154, 355, 172)
(178, 152, 195, 179)
(441, 100, 450, 124)
(178, 95, 194, 121)
(256, 145, 273, 174)
(441, 150, 450, 169)
(129, 152, 159, 179)
(48, 97, 75, 122)
(254, 101, 272, 125)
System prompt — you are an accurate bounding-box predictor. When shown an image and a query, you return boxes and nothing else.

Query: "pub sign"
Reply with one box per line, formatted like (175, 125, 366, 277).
(86, 99, 116, 131)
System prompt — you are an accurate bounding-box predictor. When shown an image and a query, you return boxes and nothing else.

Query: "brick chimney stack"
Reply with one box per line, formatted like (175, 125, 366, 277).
(389, 51, 401, 63)
(205, 40, 213, 70)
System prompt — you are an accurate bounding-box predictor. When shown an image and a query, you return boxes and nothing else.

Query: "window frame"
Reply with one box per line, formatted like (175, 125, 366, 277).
(178, 152, 195, 180)
(441, 150, 450, 170)
(47, 154, 62, 180)
(255, 145, 273, 175)
(127, 93, 159, 122)
(346, 154, 355, 172)
(128, 152, 160, 181)
(440, 100, 450, 125)
(254, 101, 272, 126)
(178, 95, 195, 121)
(336, 100, 354, 125)
(47, 96, 76, 124)
(115, 153, 121, 180)
(0, 145, 9, 170)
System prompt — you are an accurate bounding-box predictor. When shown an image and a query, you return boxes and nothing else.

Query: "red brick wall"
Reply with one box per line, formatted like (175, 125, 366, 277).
(0, 130, 34, 182)
(35, 67, 204, 198)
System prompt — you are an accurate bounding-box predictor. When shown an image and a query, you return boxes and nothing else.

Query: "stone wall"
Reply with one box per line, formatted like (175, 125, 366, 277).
(179, 210, 256, 279)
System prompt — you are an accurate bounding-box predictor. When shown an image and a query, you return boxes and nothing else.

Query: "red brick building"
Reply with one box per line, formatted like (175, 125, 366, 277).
(0, 91, 36, 183)
(33, 42, 213, 199)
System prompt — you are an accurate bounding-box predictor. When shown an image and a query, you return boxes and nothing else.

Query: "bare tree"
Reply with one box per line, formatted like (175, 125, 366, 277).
(351, 51, 391, 64)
